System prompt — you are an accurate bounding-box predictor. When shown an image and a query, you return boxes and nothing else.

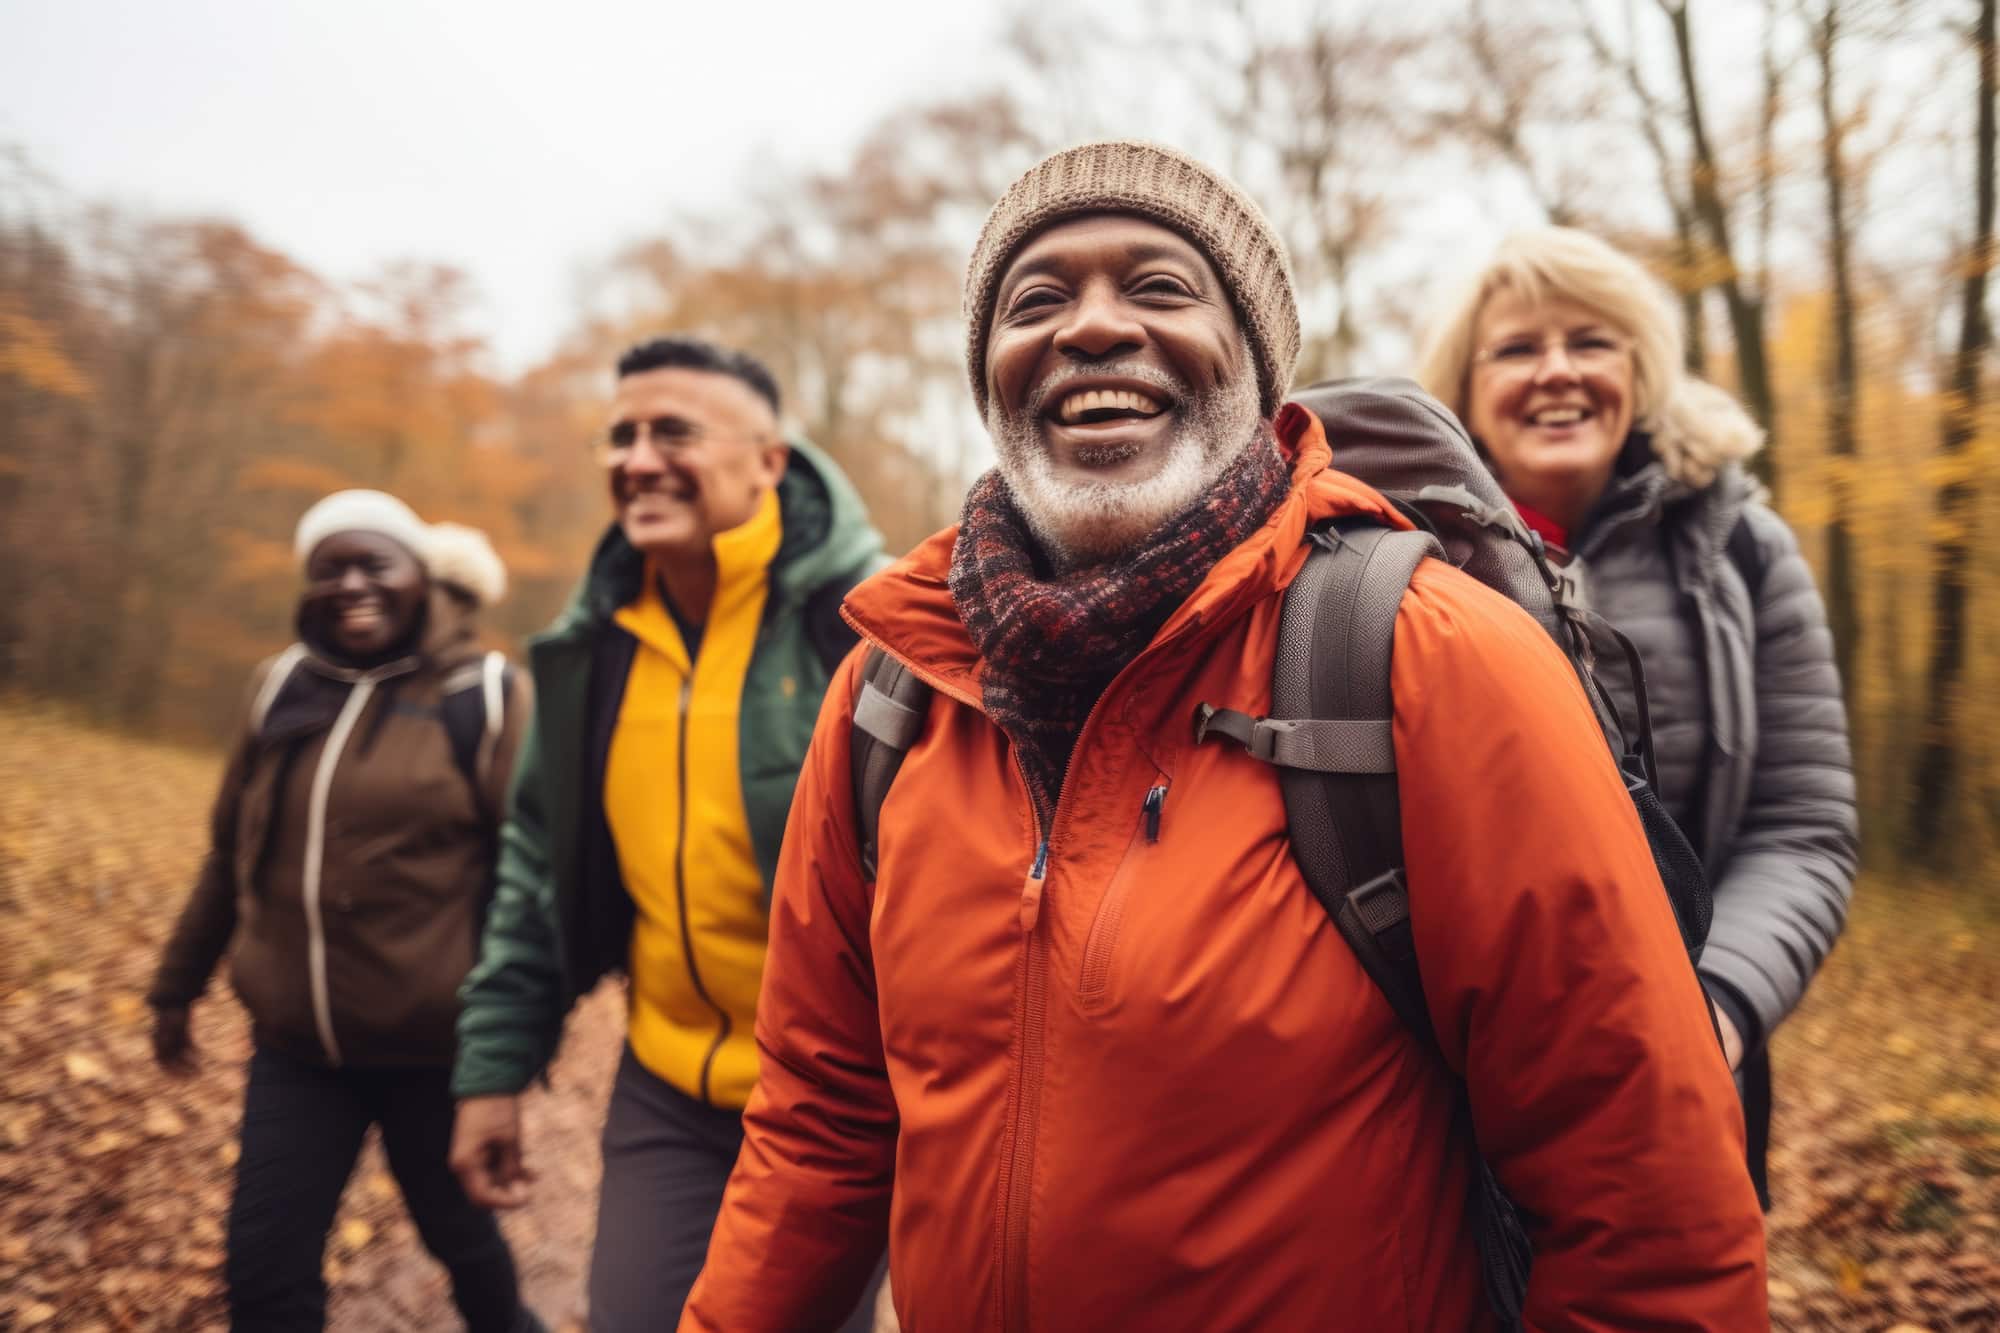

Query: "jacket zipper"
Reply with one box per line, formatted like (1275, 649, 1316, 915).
(299, 674, 381, 1067)
(838, 627, 1127, 1333)
(1002, 835, 1050, 1333)
(671, 673, 732, 1104)
(998, 690, 1122, 1333)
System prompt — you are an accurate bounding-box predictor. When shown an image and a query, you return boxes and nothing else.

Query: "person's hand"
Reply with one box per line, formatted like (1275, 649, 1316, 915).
(450, 1095, 534, 1209)
(151, 1005, 197, 1075)
(1714, 1006, 1744, 1073)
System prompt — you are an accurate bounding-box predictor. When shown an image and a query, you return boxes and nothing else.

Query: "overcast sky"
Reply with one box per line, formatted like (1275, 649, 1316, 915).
(0, 0, 1010, 370)
(6, 0, 1965, 386)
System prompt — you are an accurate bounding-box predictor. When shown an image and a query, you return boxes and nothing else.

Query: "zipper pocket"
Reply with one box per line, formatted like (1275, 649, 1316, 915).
(1076, 780, 1168, 1008)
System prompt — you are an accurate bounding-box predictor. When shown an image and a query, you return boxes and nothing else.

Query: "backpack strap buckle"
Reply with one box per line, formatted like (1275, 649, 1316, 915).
(1194, 703, 1395, 773)
(1346, 865, 1407, 912)
(1332, 868, 1434, 1054)
(1342, 869, 1414, 960)
(1193, 702, 1249, 749)
(1192, 703, 1301, 764)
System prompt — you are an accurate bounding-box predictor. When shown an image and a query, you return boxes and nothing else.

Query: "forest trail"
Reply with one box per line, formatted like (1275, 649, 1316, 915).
(1, 695, 1994, 1330)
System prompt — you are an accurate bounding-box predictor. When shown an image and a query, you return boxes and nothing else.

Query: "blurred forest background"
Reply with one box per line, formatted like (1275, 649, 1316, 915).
(3, 0, 1997, 872)
(2, 0, 1998, 1327)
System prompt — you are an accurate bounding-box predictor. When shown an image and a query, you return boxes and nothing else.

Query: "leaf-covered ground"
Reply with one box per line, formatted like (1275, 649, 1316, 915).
(0, 696, 1994, 1330)
(0, 698, 619, 1330)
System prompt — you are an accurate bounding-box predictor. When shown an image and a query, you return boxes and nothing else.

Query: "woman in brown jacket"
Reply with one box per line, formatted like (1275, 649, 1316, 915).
(148, 490, 540, 1332)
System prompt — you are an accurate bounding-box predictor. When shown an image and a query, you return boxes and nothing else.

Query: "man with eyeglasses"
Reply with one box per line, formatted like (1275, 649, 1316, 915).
(447, 336, 887, 1331)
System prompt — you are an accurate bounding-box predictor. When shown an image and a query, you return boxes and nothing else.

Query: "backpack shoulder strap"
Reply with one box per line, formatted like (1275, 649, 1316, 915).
(440, 651, 512, 936)
(1201, 507, 1539, 1326)
(850, 646, 932, 879)
(250, 644, 309, 733)
(440, 651, 511, 811)
(1192, 517, 1443, 1054)
(1725, 511, 1769, 602)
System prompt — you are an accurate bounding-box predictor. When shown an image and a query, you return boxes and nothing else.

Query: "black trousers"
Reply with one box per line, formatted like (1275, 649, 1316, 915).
(588, 1045, 883, 1333)
(226, 1046, 525, 1332)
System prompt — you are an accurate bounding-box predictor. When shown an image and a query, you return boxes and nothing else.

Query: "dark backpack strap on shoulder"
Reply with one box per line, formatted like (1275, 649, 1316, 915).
(1285, 519, 1531, 1327)
(439, 651, 512, 937)
(1198, 517, 1536, 1328)
(850, 646, 931, 879)
(1192, 518, 1442, 1048)
(1725, 512, 1769, 602)
(1276, 519, 1443, 1052)
(440, 651, 511, 813)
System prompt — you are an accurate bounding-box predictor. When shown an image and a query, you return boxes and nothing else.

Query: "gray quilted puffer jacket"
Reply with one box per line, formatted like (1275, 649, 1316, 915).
(1567, 450, 1858, 1069)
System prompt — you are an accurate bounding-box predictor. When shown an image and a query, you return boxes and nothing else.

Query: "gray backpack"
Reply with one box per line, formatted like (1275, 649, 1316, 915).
(847, 377, 1712, 1330)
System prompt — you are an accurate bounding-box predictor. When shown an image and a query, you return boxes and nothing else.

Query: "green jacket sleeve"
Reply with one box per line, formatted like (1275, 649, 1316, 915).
(453, 710, 569, 1097)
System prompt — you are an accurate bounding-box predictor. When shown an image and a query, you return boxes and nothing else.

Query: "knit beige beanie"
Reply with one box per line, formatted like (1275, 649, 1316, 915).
(964, 141, 1301, 418)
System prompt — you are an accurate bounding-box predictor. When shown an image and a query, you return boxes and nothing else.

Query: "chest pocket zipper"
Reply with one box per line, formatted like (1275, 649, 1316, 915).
(1076, 781, 1168, 1009)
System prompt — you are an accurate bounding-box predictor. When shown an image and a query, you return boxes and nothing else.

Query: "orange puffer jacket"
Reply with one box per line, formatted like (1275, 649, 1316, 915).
(683, 407, 1768, 1333)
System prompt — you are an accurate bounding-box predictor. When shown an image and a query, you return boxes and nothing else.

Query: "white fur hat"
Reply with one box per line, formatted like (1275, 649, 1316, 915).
(294, 489, 430, 567)
(422, 522, 508, 607)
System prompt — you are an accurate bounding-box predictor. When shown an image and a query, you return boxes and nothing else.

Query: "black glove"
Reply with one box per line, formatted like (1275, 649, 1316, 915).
(151, 1004, 197, 1075)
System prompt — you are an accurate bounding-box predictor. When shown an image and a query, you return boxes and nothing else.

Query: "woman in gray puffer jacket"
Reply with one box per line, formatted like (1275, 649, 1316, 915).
(1416, 227, 1858, 1204)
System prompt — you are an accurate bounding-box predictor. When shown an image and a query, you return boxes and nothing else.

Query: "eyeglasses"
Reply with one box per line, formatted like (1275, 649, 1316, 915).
(1473, 330, 1630, 376)
(593, 417, 772, 464)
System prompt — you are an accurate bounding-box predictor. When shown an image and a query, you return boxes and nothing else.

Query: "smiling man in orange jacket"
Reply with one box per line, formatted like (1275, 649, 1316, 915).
(681, 142, 1768, 1332)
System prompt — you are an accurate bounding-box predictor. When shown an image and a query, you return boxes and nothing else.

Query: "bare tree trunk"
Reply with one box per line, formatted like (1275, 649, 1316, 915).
(1677, 216, 1707, 373)
(1570, 0, 1705, 368)
(1907, 0, 1997, 863)
(1660, 0, 1779, 492)
(1814, 0, 1863, 712)
(1756, 0, 1783, 302)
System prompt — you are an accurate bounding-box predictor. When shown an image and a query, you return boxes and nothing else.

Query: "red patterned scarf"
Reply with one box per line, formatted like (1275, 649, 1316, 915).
(948, 438, 1291, 825)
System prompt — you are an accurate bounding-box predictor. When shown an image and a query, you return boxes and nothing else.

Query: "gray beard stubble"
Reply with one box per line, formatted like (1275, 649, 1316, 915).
(985, 348, 1267, 569)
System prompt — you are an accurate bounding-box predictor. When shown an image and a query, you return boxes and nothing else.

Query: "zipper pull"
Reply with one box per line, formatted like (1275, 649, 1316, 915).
(1142, 784, 1168, 842)
(1022, 839, 1051, 932)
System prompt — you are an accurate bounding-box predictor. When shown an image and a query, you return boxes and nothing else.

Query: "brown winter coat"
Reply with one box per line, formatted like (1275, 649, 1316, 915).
(149, 589, 528, 1067)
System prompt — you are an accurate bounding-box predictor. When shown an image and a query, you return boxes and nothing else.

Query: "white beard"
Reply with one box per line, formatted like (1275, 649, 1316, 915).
(986, 347, 1265, 569)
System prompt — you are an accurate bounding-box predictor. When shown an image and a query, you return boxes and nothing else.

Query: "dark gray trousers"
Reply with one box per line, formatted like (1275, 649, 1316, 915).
(587, 1045, 883, 1332)
(227, 1047, 526, 1332)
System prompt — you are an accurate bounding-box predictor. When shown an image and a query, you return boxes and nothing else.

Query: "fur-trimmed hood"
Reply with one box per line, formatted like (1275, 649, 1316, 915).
(1646, 376, 1764, 489)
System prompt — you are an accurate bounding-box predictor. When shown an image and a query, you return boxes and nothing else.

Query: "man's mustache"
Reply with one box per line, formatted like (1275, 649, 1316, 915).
(610, 465, 694, 503)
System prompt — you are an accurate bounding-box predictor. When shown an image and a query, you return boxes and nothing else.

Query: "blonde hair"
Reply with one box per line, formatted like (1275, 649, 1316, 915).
(1413, 227, 1762, 487)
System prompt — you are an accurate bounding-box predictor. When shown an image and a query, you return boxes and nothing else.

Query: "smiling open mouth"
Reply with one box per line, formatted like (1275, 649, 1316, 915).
(1055, 388, 1168, 426)
(1526, 406, 1594, 426)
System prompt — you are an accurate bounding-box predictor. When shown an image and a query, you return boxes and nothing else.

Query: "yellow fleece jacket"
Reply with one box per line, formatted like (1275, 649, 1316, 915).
(605, 491, 781, 1108)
